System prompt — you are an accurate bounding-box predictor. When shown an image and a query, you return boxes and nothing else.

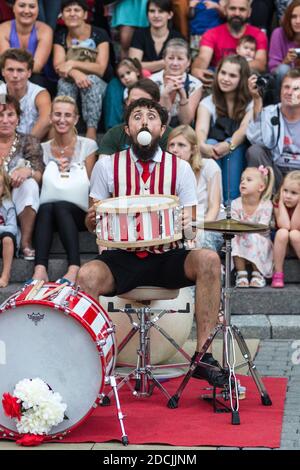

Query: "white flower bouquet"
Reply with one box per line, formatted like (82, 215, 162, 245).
(2, 378, 67, 446)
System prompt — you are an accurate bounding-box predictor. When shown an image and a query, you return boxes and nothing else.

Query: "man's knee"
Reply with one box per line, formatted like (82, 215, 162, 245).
(190, 248, 221, 277)
(77, 261, 114, 293)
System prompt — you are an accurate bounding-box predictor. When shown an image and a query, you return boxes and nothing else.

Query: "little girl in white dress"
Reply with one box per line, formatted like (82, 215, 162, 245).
(232, 166, 274, 288)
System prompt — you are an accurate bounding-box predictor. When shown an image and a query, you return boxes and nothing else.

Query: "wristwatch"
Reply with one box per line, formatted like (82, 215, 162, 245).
(228, 140, 236, 152)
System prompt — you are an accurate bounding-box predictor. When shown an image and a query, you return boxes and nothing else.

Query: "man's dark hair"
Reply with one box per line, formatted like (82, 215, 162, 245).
(124, 98, 169, 126)
(61, 0, 89, 12)
(147, 0, 173, 13)
(0, 48, 34, 72)
(128, 78, 161, 102)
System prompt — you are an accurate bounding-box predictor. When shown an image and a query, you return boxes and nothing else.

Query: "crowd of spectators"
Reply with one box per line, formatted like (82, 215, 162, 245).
(0, 0, 300, 291)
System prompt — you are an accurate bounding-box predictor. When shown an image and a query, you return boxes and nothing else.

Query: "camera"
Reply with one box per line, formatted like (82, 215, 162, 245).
(256, 74, 272, 91)
(294, 48, 300, 57)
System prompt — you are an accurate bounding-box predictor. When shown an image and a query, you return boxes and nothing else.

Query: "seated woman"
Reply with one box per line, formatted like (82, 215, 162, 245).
(32, 95, 97, 284)
(151, 38, 202, 127)
(53, 0, 114, 141)
(195, 55, 253, 202)
(129, 0, 183, 74)
(0, 94, 44, 260)
(269, 0, 300, 99)
(168, 124, 224, 252)
(0, 0, 53, 90)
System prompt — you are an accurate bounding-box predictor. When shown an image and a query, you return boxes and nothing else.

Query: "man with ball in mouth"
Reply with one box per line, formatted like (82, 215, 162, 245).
(78, 98, 228, 387)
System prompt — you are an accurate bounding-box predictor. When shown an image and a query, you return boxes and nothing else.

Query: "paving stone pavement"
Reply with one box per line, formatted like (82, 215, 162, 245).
(218, 339, 300, 451)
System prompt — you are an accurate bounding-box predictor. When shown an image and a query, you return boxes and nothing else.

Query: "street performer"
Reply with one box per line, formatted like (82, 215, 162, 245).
(77, 98, 228, 387)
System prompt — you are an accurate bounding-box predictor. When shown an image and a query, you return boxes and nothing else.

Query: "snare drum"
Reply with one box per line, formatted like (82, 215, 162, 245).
(0, 283, 116, 441)
(95, 195, 182, 248)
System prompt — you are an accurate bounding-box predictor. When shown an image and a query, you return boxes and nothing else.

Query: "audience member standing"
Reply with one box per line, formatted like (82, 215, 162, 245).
(111, 0, 148, 59)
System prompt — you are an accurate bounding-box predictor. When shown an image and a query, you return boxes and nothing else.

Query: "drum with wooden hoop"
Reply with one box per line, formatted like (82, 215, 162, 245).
(95, 195, 182, 248)
(0, 283, 116, 441)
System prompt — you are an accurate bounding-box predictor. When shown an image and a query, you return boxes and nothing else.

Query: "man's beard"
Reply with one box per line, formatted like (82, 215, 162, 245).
(131, 135, 161, 161)
(228, 16, 247, 33)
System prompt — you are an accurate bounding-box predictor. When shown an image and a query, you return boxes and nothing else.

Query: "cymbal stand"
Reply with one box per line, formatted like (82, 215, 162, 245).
(167, 153, 272, 424)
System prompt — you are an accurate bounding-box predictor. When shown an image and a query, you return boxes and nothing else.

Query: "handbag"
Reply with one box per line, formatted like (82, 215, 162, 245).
(208, 116, 239, 142)
(66, 45, 97, 63)
(39, 161, 90, 212)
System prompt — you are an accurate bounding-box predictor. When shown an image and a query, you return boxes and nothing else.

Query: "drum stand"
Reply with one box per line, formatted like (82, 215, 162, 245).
(167, 231, 273, 425)
(101, 375, 129, 446)
(106, 298, 192, 400)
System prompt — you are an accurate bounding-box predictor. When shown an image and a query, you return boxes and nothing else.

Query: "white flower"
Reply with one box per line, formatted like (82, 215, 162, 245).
(14, 378, 51, 409)
(12, 378, 67, 435)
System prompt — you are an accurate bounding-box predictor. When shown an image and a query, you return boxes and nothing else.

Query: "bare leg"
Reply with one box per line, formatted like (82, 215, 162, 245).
(32, 264, 49, 282)
(18, 206, 36, 250)
(63, 265, 80, 284)
(77, 259, 116, 299)
(119, 26, 135, 59)
(184, 249, 221, 351)
(234, 256, 247, 271)
(289, 230, 300, 258)
(273, 228, 289, 272)
(0, 237, 14, 288)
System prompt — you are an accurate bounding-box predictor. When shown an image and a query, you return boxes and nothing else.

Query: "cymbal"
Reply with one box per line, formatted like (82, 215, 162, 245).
(203, 218, 269, 234)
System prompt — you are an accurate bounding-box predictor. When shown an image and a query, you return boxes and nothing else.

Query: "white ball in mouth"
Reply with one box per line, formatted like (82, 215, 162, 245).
(137, 130, 152, 146)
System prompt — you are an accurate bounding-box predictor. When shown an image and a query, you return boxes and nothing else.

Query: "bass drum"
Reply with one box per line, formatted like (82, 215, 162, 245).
(100, 287, 194, 365)
(0, 283, 116, 441)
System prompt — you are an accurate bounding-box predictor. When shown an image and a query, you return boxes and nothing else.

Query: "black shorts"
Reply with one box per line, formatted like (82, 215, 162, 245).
(96, 249, 194, 296)
(0, 232, 17, 255)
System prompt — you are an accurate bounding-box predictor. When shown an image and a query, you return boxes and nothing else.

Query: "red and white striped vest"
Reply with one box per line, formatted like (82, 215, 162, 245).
(112, 148, 184, 253)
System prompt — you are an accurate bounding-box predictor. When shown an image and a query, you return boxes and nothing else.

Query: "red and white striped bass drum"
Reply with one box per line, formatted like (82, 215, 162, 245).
(0, 283, 116, 441)
(95, 195, 182, 249)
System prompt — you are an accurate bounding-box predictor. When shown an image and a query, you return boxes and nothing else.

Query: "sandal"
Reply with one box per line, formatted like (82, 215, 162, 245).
(22, 247, 35, 261)
(250, 271, 266, 288)
(235, 270, 249, 288)
(271, 272, 284, 288)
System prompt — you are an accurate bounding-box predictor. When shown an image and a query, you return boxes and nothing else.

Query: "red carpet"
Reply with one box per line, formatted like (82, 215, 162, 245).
(60, 375, 287, 448)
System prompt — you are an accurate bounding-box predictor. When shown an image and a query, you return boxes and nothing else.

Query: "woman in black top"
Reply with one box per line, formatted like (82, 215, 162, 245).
(129, 0, 182, 74)
(53, 0, 114, 140)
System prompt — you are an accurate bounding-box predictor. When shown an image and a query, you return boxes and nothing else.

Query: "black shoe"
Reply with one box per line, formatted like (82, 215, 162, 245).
(191, 353, 230, 388)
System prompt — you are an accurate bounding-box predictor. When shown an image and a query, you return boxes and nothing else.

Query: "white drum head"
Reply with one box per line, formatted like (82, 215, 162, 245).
(99, 195, 177, 210)
(0, 304, 103, 437)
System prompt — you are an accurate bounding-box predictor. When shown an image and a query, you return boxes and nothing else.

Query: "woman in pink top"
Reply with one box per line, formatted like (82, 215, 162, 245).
(269, 0, 300, 99)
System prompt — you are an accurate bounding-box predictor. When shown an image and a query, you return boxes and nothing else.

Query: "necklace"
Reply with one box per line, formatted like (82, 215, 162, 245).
(0, 133, 19, 173)
(52, 136, 76, 157)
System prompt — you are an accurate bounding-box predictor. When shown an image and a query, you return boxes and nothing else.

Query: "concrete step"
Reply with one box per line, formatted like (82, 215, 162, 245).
(231, 284, 300, 315)
(284, 258, 300, 283)
(49, 231, 98, 254)
(0, 255, 95, 285)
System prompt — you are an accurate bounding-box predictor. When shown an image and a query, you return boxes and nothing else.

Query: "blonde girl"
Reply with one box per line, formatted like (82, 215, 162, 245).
(167, 124, 224, 251)
(272, 171, 300, 288)
(0, 169, 18, 288)
(232, 166, 275, 288)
